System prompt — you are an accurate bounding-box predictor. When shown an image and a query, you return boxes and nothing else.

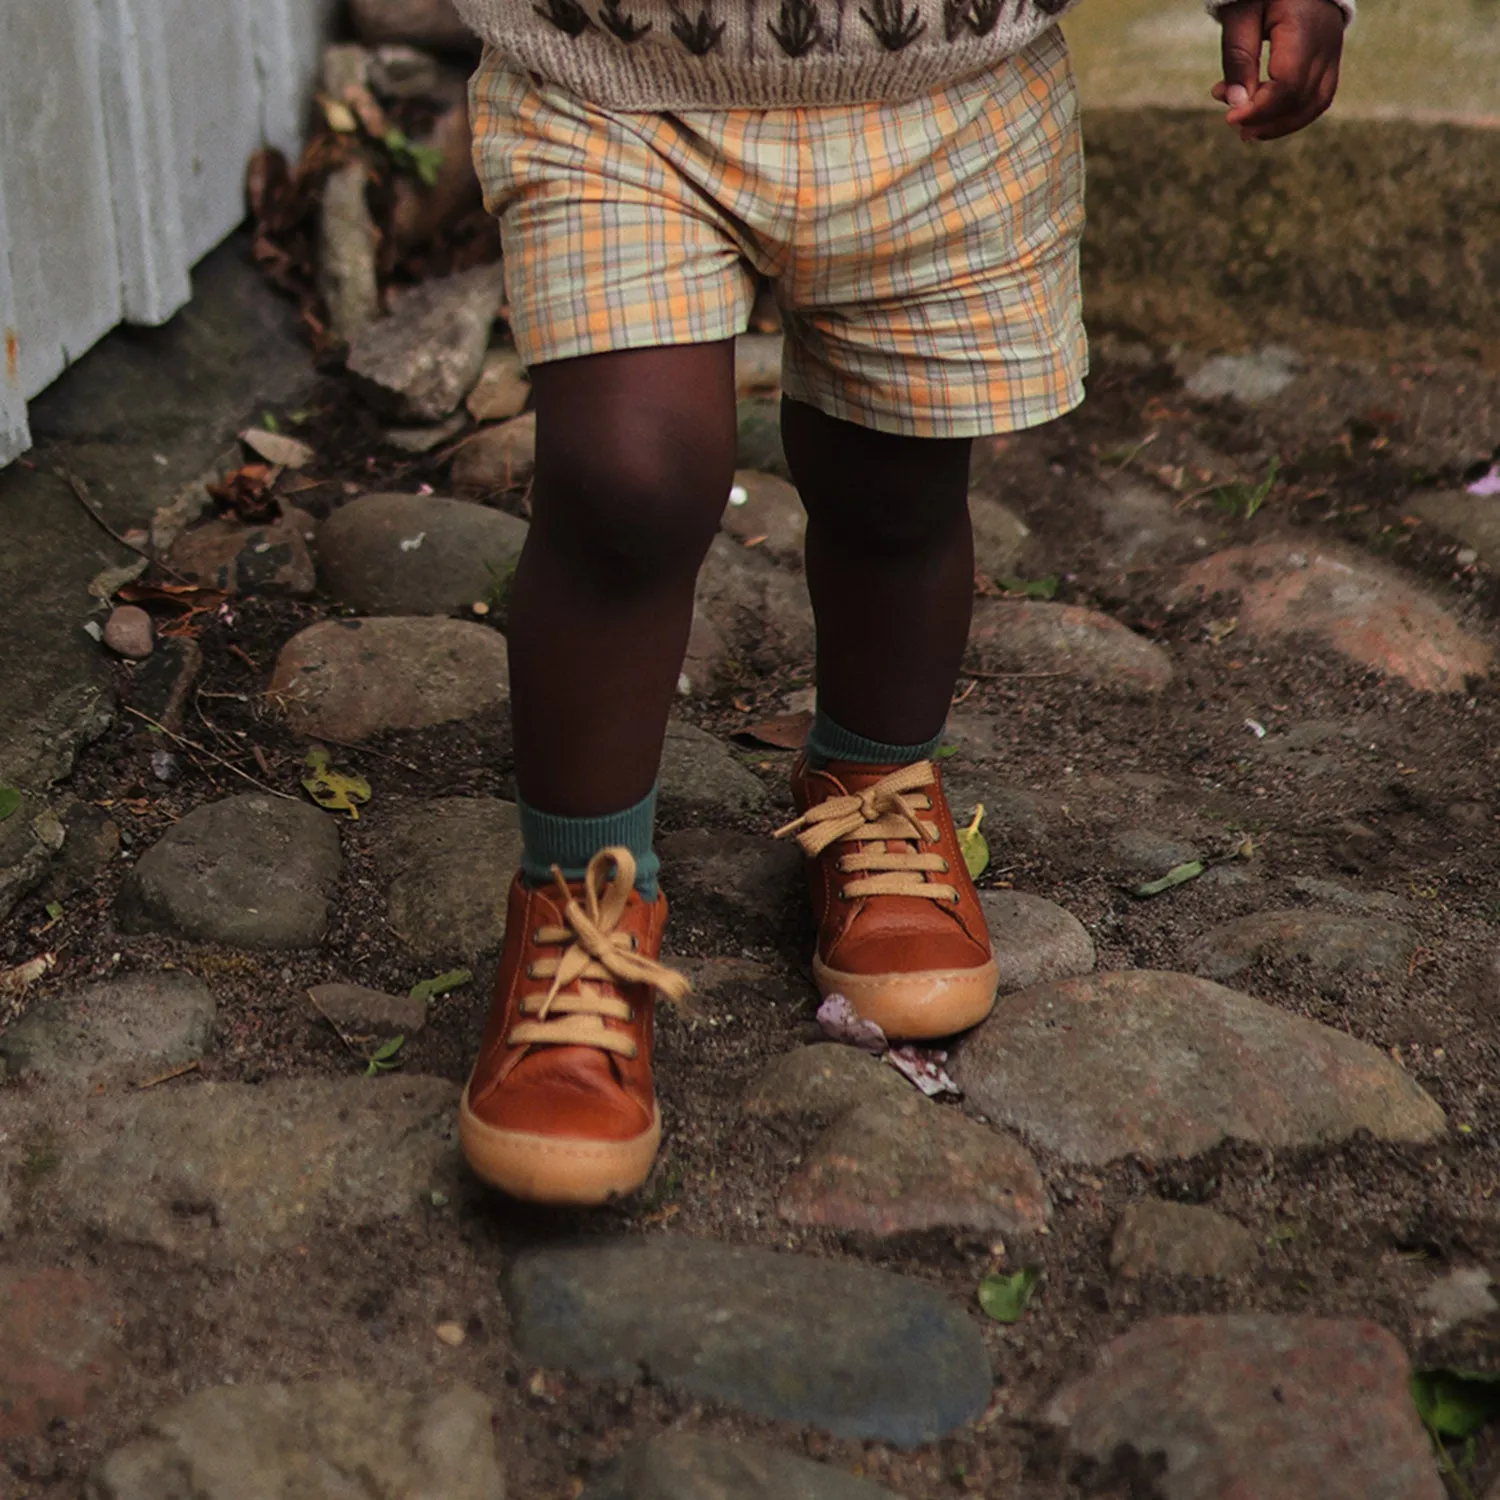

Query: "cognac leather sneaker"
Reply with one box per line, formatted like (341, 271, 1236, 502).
(779, 756, 997, 1040)
(459, 847, 688, 1204)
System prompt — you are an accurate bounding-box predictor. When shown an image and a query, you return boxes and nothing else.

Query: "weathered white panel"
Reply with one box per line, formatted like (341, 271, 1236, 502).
(0, 184, 32, 468)
(255, 0, 343, 157)
(162, 0, 266, 264)
(96, 0, 193, 327)
(0, 0, 123, 397)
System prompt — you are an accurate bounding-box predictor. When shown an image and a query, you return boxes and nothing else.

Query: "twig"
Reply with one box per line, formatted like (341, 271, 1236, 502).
(55, 465, 190, 581)
(122, 706, 296, 800)
(135, 1059, 201, 1090)
(306, 989, 364, 1057)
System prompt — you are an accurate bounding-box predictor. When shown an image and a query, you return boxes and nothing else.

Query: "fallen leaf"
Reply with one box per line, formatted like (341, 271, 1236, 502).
(207, 463, 280, 523)
(241, 428, 315, 468)
(0, 786, 20, 822)
(816, 993, 887, 1055)
(886, 1045, 961, 1098)
(1000, 575, 1060, 601)
(409, 968, 473, 1005)
(957, 804, 989, 879)
(44, 901, 63, 922)
(319, 95, 359, 133)
(302, 747, 372, 819)
(364, 1034, 405, 1076)
(1412, 1368, 1500, 1440)
(732, 711, 812, 750)
(1130, 860, 1206, 898)
(978, 1268, 1038, 1324)
(0, 952, 56, 1000)
(933, 744, 961, 760)
(1466, 465, 1500, 498)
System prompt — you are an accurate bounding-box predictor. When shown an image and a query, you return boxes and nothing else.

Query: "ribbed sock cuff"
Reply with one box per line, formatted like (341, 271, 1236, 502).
(518, 787, 660, 899)
(806, 708, 945, 769)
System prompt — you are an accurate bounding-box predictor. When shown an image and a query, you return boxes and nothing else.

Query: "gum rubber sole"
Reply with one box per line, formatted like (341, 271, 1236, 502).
(459, 1091, 661, 1205)
(813, 954, 1000, 1041)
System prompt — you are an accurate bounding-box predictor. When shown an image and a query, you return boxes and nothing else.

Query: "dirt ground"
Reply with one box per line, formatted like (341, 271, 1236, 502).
(6, 330, 1500, 1498)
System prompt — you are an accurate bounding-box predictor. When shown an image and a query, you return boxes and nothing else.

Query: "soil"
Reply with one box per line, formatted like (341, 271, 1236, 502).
(6, 335, 1500, 1499)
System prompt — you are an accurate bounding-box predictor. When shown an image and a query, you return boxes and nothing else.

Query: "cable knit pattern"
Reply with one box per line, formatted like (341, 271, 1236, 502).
(452, 0, 1352, 110)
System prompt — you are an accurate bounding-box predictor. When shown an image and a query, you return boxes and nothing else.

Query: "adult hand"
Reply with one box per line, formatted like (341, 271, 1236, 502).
(1212, 0, 1346, 141)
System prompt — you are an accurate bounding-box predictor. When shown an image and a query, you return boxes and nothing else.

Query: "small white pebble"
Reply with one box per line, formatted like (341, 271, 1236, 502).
(1244, 718, 1266, 739)
(471, 601, 490, 616)
(1458, 547, 1479, 566)
(434, 1321, 465, 1347)
(727, 484, 749, 507)
(676, 672, 692, 696)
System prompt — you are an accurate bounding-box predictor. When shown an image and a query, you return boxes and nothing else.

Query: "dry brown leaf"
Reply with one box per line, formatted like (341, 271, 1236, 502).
(731, 710, 813, 750)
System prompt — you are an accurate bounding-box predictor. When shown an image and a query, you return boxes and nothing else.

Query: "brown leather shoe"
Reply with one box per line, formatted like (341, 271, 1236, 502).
(779, 756, 997, 1040)
(459, 847, 688, 1205)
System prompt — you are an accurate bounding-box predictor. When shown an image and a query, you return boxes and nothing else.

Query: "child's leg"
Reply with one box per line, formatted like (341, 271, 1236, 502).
(781, 398, 973, 750)
(508, 342, 737, 817)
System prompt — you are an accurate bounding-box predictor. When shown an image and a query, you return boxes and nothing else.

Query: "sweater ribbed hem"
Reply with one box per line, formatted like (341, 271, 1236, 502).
(519, 788, 660, 899)
(806, 708, 945, 769)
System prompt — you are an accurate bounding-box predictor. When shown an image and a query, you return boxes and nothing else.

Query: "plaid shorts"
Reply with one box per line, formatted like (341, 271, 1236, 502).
(469, 31, 1086, 438)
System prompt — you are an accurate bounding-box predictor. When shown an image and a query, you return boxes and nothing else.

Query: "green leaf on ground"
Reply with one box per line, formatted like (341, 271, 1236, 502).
(1000, 575, 1060, 601)
(957, 804, 989, 880)
(1413, 1369, 1500, 1440)
(409, 969, 473, 1005)
(0, 787, 21, 822)
(1213, 457, 1280, 522)
(383, 127, 444, 187)
(44, 902, 63, 922)
(302, 747, 372, 819)
(978, 1269, 1037, 1324)
(1130, 860, 1206, 898)
(364, 1035, 405, 1076)
(933, 744, 960, 760)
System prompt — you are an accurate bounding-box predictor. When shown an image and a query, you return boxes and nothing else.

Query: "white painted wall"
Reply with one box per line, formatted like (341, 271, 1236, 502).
(0, 0, 339, 467)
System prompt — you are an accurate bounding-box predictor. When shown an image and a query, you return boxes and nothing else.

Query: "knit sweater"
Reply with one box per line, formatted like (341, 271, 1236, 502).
(455, 0, 1351, 111)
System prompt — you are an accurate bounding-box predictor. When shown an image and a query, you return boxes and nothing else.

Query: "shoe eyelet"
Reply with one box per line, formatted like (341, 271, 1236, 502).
(524, 963, 539, 980)
(626, 1006, 636, 1024)
(629, 935, 639, 952)
(940, 859, 950, 874)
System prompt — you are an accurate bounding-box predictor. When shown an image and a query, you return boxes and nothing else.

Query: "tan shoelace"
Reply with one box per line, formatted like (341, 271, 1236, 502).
(775, 760, 959, 902)
(508, 847, 690, 1059)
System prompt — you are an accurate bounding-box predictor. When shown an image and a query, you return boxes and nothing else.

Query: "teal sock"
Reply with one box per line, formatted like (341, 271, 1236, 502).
(806, 708, 945, 769)
(518, 787, 660, 899)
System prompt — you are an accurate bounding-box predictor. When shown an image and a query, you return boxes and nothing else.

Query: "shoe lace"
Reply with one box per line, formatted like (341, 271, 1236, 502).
(775, 760, 959, 902)
(507, 847, 690, 1059)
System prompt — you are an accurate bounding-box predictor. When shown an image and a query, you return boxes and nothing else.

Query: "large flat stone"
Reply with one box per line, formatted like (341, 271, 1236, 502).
(1110, 1201, 1259, 1280)
(583, 1435, 900, 1500)
(721, 470, 805, 567)
(954, 970, 1445, 1165)
(378, 799, 522, 959)
(506, 1237, 992, 1447)
(317, 492, 528, 615)
(1, 1076, 461, 1259)
(1191, 909, 1417, 983)
(686, 535, 815, 690)
(742, 1044, 912, 1125)
(659, 720, 770, 818)
(778, 1095, 1050, 1238)
(981, 890, 1096, 993)
(115, 793, 343, 948)
(1046, 1315, 1443, 1500)
(0, 972, 216, 1087)
(90, 1380, 503, 1500)
(269, 616, 510, 741)
(967, 600, 1173, 693)
(1173, 541, 1492, 693)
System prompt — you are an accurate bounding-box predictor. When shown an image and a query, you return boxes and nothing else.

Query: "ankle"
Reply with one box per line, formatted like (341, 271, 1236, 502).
(805, 707, 945, 770)
(518, 788, 660, 900)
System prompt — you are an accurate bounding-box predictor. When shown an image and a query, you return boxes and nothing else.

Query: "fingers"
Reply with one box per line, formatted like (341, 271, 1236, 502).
(1217, 0, 1265, 112)
(1217, 0, 1345, 141)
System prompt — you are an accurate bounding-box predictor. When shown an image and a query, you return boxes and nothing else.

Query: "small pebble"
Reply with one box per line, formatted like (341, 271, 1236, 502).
(434, 1321, 466, 1348)
(104, 605, 154, 660)
(150, 749, 181, 784)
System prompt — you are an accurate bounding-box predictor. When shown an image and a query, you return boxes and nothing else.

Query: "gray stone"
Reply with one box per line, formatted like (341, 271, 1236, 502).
(318, 160, 382, 345)
(115, 793, 343, 949)
(969, 493, 1038, 583)
(981, 890, 1095, 993)
(2, 1076, 461, 1259)
(450, 413, 537, 493)
(658, 828, 800, 927)
(1109, 1201, 1259, 1279)
(380, 799, 522, 959)
(735, 397, 789, 476)
(944, 774, 1054, 843)
(687, 535, 816, 689)
(103, 605, 153, 659)
(268, 617, 510, 741)
(369, 44, 447, 99)
(318, 492, 528, 616)
(722, 470, 805, 566)
(955, 970, 1446, 1166)
(584, 1435, 898, 1500)
(1091, 478, 1207, 571)
(1410, 489, 1500, 564)
(466, 349, 530, 422)
(659, 720, 771, 818)
(506, 1237, 992, 1447)
(0, 797, 68, 922)
(1111, 828, 1201, 875)
(779, 1095, 1050, 1238)
(1191, 909, 1416, 982)
(307, 983, 428, 1037)
(347, 265, 504, 422)
(1046, 1315, 1443, 1500)
(0, 973, 216, 1088)
(1184, 347, 1300, 404)
(1288, 876, 1405, 915)
(967, 599, 1173, 693)
(1418, 1268, 1498, 1335)
(37, 800, 120, 903)
(350, 0, 475, 49)
(89, 1380, 503, 1500)
(742, 1044, 912, 1124)
(383, 412, 468, 453)
(735, 333, 783, 396)
(168, 511, 317, 597)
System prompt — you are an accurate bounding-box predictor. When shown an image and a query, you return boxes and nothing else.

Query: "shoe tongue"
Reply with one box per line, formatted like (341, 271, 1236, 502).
(820, 759, 934, 795)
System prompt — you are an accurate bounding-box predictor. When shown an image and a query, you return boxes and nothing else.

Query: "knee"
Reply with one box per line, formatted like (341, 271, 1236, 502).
(533, 425, 733, 592)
